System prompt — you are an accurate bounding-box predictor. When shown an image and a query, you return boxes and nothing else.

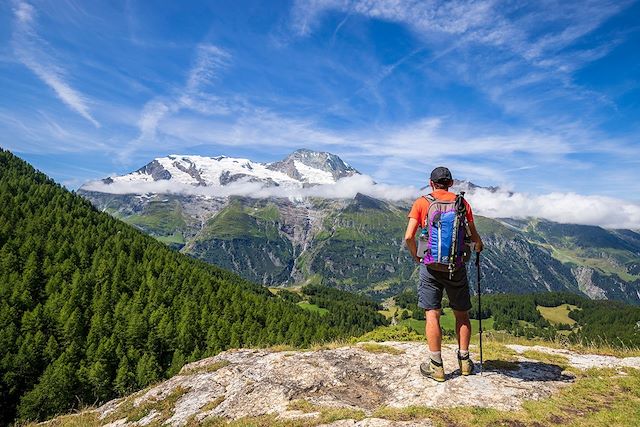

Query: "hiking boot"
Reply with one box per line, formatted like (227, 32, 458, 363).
(457, 350, 474, 376)
(420, 359, 445, 382)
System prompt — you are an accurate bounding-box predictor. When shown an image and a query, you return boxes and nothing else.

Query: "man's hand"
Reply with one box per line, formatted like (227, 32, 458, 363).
(468, 221, 483, 253)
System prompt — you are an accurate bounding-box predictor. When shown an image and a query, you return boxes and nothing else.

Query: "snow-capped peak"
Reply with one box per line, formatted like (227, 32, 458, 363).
(80, 150, 361, 194)
(266, 149, 359, 183)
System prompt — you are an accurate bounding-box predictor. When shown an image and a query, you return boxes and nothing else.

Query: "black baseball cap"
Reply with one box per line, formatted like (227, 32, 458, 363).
(430, 166, 453, 183)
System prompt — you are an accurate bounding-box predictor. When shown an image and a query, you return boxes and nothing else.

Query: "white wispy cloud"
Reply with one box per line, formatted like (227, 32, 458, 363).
(137, 100, 170, 142)
(184, 44, 231, 93)
(122, 43, 231, 161)
(11, 1, 100, 127)
(290, 0, 631, 119)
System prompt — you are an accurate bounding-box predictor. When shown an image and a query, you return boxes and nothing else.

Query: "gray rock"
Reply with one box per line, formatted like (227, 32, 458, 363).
(267, 149, 360, 182)
(135, 160, 172, 181)
(86, 342, 640, 426)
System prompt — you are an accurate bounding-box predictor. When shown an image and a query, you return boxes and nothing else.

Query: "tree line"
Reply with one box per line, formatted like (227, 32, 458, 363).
(395, 288, 639, 347)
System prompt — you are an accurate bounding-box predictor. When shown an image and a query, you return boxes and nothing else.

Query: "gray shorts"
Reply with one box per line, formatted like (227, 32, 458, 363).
(417, 264, 472, 311)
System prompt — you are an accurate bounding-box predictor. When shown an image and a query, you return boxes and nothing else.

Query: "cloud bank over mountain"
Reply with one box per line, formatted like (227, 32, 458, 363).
(81, 174, 419, 201)
(80, 150, 640, 229)
(466, 188, 640, 230)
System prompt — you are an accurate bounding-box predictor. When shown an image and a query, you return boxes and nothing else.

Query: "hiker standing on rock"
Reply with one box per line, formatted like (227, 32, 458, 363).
(404, 167, 483, 382)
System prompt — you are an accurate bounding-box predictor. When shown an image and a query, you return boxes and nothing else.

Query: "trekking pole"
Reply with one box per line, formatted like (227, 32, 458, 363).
(476, 252, 483, 375)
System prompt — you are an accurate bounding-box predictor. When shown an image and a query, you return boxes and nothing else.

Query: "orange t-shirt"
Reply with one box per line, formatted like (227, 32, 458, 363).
(408, 189, 474, 229)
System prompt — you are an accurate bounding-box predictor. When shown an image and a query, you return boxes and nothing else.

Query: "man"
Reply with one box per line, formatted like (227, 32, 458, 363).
(404, 166, 483, 382)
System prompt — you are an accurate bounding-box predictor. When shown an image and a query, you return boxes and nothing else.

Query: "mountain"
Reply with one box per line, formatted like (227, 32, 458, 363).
(78, 150, 640, 305)
(0, 149, 384, 424)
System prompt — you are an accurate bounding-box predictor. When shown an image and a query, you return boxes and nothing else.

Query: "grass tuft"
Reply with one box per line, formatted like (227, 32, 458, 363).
(180, 360, 230, 375)
(101, 385, 189, 426)
(23, 411, 101, 427)
(267, 344, 298, 352)
(201, 396, 225, 412)
(359, 343, 405, 355)
(350, 325, 423, 343)
(285, 400, 365, 425)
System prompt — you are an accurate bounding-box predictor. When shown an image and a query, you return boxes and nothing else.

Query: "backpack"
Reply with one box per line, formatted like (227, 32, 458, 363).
(417, 191, 472, 275)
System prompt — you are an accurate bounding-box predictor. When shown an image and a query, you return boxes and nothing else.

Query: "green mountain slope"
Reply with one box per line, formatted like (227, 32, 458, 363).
(500, 218, 640, 299)
(186, 199, 295, 284)
(473, 217, 579, 293)
(0, 150, 385, 425)
(300, 194, 414, 294)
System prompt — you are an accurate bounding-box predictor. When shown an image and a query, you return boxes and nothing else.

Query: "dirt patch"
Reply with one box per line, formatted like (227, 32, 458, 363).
(294, 353, 388, 409)
(547, 414, 566, 424)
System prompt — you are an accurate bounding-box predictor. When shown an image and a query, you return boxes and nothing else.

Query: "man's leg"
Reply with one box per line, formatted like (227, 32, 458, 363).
(444, 267, 474, 375)
(418, 265, 444, 356)
(425, 309, 442, 352)
(421, 308, 445, 381)
(418, 266, 446, 381)
(453, 309, 471, 351)
(453, 309, 473, 375)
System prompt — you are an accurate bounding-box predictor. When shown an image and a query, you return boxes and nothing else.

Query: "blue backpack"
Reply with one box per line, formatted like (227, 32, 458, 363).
(417, 192, 471, 275)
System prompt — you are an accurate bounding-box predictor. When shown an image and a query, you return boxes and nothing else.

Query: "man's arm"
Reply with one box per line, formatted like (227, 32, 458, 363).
(468, 221, 484, 252)
(404, 218, 421, 263)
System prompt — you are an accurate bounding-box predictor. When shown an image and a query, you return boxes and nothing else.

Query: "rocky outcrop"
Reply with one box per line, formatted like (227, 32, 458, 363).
(572, 267, 606, 299)
(267, 149, 360, 182)
(171, 158, 206, 186)
(135, 160, 172, 181)
(68, 342, 640, 426)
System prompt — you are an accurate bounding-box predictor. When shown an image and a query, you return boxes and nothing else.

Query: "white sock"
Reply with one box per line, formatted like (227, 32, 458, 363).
(430, 351, 442, 364)
(459, 349, 469, 358)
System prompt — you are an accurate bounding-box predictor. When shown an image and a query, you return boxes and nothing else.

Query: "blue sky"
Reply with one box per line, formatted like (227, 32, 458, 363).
(1, 0, 640, 201)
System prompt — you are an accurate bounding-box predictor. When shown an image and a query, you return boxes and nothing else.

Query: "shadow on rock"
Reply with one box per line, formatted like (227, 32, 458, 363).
(482, 360, 574, 382)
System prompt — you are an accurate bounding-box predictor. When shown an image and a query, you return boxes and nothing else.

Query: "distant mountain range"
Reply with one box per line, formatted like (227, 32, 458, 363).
(78, 150, 640, 304)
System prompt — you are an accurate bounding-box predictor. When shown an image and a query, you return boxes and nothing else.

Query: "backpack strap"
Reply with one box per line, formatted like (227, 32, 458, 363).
(421, 194, 437, 229)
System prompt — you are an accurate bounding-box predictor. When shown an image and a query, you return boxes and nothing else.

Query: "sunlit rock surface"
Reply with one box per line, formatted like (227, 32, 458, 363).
(80, 342, 640, 426)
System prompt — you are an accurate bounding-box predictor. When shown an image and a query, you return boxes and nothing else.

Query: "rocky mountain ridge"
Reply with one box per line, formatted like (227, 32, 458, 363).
(42, 341, 640, 426)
